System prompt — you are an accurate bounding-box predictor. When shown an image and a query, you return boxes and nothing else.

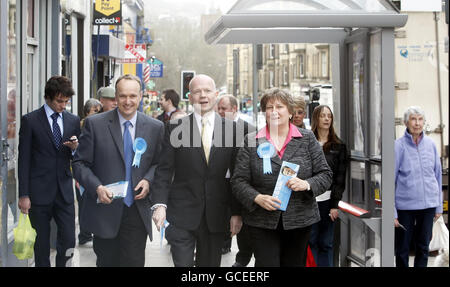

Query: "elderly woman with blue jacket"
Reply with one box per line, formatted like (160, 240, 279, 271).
(231, 88, 332, 267)
(394, 106, 443, 267)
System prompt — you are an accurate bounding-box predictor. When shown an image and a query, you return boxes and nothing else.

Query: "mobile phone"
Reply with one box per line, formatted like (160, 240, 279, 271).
(69, 138, 77, 142)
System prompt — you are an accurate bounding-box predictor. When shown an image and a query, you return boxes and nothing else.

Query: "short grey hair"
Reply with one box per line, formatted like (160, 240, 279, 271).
(83, 98, 102, 117)
(403, 106, 426, 125)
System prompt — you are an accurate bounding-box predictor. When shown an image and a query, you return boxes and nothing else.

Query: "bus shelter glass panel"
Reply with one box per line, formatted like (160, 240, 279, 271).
(370, 163, 382, 215)
(349, 217, 366, 264)
(349, 41, 365, 157)
(370, 32, 382, 159)
(350, 161, 365, 208)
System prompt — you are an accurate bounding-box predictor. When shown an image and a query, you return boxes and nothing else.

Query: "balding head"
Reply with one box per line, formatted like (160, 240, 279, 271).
(188, 74, 218, 115)
(218, 94, 238, 120)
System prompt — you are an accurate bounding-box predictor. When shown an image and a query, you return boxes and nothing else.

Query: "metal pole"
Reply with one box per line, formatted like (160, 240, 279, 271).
(252, 44, 258, 128)
(381, 28, 395, 267)
(434, 12, 445, 164)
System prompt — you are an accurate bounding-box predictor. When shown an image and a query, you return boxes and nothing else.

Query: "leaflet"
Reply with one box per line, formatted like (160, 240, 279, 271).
(96, 181, 129, 204)
(272, 161, 299, 211)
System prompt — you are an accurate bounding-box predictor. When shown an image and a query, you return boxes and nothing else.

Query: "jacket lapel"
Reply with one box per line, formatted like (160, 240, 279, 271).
(190, 113, 207, 165)
(282, 137, 302, 163)
(38, 106, 57, 149)
(108, 110, 125, 164)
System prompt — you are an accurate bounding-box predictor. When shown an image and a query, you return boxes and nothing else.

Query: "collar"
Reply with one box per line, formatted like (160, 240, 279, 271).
(194, 110, 216, 126)
(256, 123, 302, 139)
(117, 109, 137, 128)
(404, 129, 424, 146)
(44, 103, 62, 119)
(166, 107, 177, 116)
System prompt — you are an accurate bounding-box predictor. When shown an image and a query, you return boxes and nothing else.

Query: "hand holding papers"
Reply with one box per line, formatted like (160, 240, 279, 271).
(96, 181, 129, 204)
(272, 161, 300, 211)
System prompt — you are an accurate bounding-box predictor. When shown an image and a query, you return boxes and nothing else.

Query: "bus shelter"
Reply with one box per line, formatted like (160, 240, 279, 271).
(205, 0, 407, 267)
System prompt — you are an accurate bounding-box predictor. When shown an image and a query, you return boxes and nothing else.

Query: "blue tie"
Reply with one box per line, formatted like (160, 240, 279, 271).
(123, 121, 134, 207)
(51, 113, 62, 149)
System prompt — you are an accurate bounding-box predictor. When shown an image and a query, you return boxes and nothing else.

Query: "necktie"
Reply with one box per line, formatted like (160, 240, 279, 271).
(51, 113, 62, 149)
(123, 121, 134, 207)
(201, 117, 211, 164)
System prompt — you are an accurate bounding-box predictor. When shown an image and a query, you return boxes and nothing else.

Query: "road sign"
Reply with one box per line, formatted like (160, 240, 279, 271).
(93, 0, 122, 25)
(147, 58, 163, 78)
(120, 44, 146, 63)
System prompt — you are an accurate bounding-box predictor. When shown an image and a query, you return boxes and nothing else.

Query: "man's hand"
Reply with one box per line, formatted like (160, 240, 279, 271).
(230, 215, 243, 237)
(134, 179, 150, 200)
(18, 196, 31, 214)
(152, 206, 166, 232)
(329, 208, 339, 222)
(63, 135, 78, 151)
(254, 194, 281, 211)
(96, 185, 113, 204)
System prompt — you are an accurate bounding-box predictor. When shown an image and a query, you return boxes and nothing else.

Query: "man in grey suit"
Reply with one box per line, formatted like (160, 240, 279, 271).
(73, 74, 164, 267)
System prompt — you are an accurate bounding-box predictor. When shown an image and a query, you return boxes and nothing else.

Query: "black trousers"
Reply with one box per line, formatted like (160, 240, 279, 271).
(235, 223, 254, 266)
(93, 203, 148, 267)
(248, 219, 311, 267)
(29, 191, 75, 267)
(166, 215, 225, 267)
(75, 186, 92, 242)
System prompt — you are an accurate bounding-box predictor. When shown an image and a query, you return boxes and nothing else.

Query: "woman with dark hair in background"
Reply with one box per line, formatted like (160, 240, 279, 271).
(309, 105, 347, 267)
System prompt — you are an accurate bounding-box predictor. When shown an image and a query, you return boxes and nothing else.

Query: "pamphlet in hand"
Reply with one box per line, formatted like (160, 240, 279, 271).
(96, 181, 129, 204)
(272, 161, 300, 211)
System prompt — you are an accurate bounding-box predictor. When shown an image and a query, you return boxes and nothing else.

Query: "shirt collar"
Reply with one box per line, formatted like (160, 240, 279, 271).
(117, 109, 137, 128)
(194, 110, 215, 126)
(256, 123, 302, 139)
(405, 128, 424, 145)
(44, 103, 62, 119)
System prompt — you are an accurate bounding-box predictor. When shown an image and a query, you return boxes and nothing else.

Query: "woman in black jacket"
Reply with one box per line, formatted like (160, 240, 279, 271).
(309, 105, 348, 267)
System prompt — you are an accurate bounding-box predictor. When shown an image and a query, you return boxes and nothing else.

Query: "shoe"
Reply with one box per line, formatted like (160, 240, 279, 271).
(232, 262, 245, 267)
(221, 247, 231, 255)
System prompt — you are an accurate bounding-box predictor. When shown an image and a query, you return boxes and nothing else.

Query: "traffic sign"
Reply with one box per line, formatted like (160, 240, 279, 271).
(147, 58, 163, 78)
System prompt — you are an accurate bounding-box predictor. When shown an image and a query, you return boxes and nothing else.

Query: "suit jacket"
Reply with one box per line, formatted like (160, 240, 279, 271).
(152, 113, 238, 233)
(231, 127, 333, 230)
(18, 106, 81, 205)
(72, 109, 164, 240)
(322, 140, 348, 209)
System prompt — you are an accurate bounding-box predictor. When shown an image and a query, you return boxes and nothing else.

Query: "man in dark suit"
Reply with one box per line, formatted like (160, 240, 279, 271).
(18, 76, 81, 267)
(152, 74, 242, 267)
(157, 89, 180, 123)
(73, 74, 164, 267)
(217, 94, 256, 266)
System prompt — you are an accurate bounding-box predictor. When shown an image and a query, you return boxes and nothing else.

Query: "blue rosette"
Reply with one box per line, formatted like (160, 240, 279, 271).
(132, 137, 147, 168)
(257, 142, 276, 174)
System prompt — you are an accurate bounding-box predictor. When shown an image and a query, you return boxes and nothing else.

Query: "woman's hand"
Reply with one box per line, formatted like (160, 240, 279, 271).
(254, 194, 281, 211)
(329, 208, 339, 222)
(286, 177, 310, 192)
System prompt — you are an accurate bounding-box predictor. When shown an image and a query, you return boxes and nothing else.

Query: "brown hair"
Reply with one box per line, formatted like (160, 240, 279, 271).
(44, 76, 75, 100)
(260, 88, 295, 115)
(292, 96, 306, 111)
(311, 105, 341, 152)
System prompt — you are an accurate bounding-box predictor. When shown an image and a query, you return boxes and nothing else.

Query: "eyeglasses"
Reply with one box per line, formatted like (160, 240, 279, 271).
(294, 110, 305, 115)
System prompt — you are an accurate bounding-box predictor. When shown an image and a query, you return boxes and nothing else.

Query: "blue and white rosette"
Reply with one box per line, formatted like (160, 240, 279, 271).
(132, 137, 147, 168)
(257, 142, 276, 174)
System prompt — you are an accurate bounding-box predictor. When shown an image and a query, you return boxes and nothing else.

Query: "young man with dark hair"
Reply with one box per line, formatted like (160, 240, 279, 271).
(18, 75, 81, 267)
(157, 89, 181, 123)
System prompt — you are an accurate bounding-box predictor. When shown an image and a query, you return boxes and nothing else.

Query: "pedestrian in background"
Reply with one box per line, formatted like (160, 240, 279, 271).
(231, 88, 332, 267)
(18, 76, 81, 267)
(73, 74, 164, 266)
(98, 86, 117, 112)
(80, 98, 102, 127)
(217, 94, 256, 266)
(309, 105, 347, 267)
(291, 96, 306, 129)
(157, 89, 181, 123)
(394, 106, 443, 267)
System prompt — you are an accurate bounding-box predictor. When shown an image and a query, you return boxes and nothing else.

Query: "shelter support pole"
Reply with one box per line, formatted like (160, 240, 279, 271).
(381, 28, 395, 267)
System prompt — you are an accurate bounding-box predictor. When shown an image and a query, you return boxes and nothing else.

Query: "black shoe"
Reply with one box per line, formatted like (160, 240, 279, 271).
(232, 262, 245, 267)
(221, 247, 231, 255)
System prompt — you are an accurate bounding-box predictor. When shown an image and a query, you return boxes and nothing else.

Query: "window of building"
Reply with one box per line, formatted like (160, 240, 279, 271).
(283, 65, 289, 86)
(269, 70, 274, 87)
(270, 44, 275, 59)
(299, 54, 305, 78)
(321, 51, 328, 77)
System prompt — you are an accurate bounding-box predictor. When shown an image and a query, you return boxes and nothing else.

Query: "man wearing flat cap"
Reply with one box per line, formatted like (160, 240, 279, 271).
(98, 86, 117, 112)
